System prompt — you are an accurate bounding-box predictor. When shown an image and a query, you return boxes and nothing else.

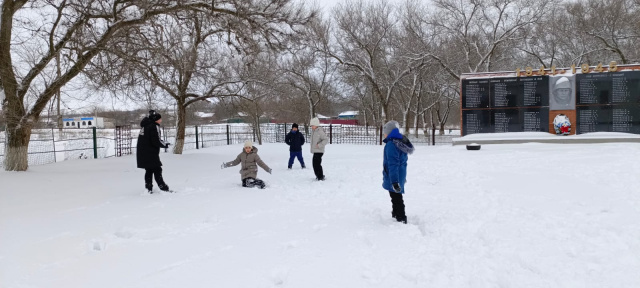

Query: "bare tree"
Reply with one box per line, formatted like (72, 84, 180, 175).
(280, 17, 338, 121)
(90, 1, 315, 154)
(567, 0, 640, 64)
(408, 0, 553, 79)
(229, 54, 280, 145)
(103, 13, 245, 154)
(328, 0, 426, 124)
(0, 1, 232, 171)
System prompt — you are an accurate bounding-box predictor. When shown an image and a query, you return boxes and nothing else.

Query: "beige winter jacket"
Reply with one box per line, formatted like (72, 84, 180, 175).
(225, 146, 271, 180)
(310, 127, 329, 153)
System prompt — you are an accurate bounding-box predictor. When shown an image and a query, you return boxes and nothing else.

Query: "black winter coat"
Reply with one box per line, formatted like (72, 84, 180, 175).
(285, 130, 305, 152)
(136, 118, 168, 169)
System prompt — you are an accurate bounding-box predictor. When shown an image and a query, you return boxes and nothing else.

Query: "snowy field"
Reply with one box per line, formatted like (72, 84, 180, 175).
(1, 143, 639, 287)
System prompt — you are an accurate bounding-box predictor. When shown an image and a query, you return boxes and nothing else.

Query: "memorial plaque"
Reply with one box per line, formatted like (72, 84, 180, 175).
(577, 71, 640, 105)
(577, 106, 611, 134)
(489, 77, 548, 108)
(611, 105, 640, 134)
(463, 70, 640, 136)
(462, 110, 492, 135)
(520, 77, 549, 107)
(522, 107, 549, 132)
(492, 109, 520, 133)
(490, 78, 518, 108)
(462, 79, 491, 108)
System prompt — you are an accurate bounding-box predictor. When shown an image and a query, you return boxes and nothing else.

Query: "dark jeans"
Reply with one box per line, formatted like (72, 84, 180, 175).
(288, 151, 305, 168)
(145, 167, 166, 188)
(389, 191, 407, 223)
(312, 153, 324, 179)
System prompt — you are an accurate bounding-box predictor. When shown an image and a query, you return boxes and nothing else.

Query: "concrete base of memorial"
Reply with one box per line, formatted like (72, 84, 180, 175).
(452, 132, 640, 146)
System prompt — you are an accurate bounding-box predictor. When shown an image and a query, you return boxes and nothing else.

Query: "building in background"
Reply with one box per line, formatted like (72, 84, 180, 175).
(337, 111, 359, 120)
(63, 117, 106, 129)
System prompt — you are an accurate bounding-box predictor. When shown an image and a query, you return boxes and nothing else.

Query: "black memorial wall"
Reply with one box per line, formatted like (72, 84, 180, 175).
(576, 71, 640, 134)
(462, 76, 549, 136)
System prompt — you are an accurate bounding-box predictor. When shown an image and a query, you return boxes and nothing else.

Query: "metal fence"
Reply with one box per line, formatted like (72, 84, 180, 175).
(0, 123, 458, 168)
(0, 128, 116, 167)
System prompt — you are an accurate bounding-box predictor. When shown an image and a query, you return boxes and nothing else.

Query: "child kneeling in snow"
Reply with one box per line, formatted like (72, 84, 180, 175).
(222, 141, 272, 189)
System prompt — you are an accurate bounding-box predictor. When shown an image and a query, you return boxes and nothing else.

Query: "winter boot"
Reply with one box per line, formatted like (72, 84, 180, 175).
(253, 179, 266, 189)
(243, 178, 255, 188)
(158, 184, 170, 192)
(145, 183, 153, 194)
(396, 216, 408, 224)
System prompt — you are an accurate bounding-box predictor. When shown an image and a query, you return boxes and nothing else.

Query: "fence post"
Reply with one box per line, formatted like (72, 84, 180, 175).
(163, 127, 168, 153)
(331, 124, 335, 144)
(51, 128, 56, 163)
(226, 124, 230, 145)
(195, 125, 199, 149)
(92, 127, 98, 159)
(432, 126, 436, 146)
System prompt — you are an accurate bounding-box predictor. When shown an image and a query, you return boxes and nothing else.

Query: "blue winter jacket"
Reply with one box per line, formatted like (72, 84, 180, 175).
(285, 130, 305, 152)
(382, 128, 414, 194)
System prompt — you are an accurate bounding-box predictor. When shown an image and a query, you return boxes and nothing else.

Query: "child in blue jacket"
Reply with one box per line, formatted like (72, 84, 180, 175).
(382, 121, 414, 224)
(285, 123, 306, 169)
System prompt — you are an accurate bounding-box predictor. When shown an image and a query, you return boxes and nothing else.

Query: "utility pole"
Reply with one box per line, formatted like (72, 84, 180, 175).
(56, 52, 62, 131)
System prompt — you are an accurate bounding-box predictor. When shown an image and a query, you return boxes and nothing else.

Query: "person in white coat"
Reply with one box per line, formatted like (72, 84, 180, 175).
(309, 117, 329, 180)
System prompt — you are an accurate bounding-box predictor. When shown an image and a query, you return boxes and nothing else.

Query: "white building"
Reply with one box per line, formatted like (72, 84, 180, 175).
(63, 117, 105, 129)
(338, 111, 359, 119)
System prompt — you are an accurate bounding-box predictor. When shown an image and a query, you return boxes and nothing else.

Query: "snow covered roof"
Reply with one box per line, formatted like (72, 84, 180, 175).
(195, 112, 214, 118)
(339, 111, 359, 116)
(316, 114, 330, 119)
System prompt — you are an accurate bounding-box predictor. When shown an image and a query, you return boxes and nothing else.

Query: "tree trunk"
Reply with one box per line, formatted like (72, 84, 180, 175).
(414, 111, 420, 138)
(254, 116, 263, 145)
(382, 101, 390, 122)
(4, 119, 32, 171)
(173, 102, 186, 154)
(402, 110, 409, 134)
(307, 93, 315, 121)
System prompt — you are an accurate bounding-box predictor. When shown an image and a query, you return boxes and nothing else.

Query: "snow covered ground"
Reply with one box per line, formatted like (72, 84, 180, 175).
(1, 143, 639, 287)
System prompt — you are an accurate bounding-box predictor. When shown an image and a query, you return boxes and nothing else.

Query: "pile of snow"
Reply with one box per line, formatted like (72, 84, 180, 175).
(1, 143, 639, 287)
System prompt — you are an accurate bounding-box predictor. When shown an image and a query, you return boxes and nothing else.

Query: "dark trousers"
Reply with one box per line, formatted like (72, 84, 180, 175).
(312, 153, 324, 179)
(389, 191, 407, 223)
(145, 167, 166, 188)
(288, 151, 305, 168)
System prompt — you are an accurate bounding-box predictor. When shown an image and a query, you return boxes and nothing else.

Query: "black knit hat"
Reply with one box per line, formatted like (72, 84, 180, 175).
(292, 123, 299, 129)
(149, 110, 162, 122)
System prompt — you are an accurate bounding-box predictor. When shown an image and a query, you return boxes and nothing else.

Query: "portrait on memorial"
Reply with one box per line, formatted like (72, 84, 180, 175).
(549, 75, 576, 110)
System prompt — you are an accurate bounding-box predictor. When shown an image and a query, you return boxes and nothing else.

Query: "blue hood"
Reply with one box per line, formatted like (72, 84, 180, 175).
(384, 128, 415, 155)
(386, 128, 403, 140)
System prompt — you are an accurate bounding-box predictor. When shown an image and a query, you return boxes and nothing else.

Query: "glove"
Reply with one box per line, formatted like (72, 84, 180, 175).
(221, 163, 226, 169)
(165, 143, 171, 147)
(267, 168, 272, 174)
(392, 182, 402, 193)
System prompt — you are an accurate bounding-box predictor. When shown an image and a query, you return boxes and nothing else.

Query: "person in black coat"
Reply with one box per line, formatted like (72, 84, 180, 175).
(136, 110, 171, 193)
(285, 123, 306, 169)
